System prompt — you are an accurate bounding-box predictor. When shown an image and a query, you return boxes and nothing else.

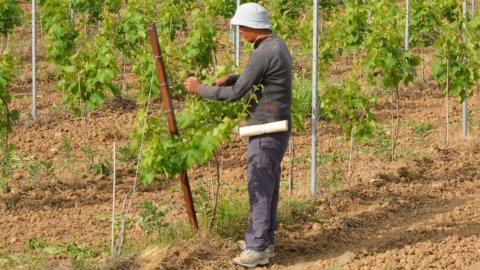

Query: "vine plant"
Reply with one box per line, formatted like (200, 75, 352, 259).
(317, 1, 378, 178)
(135, 96, 243, 183)
(0, 0, 21, 191)
(0, 0, 22, 53)
(41, 0, 236, 180)
(41, 0, 121, 143)
(0, 53, 19, 191)
(321, 78, 377, 179)
(432, 1, 480, 142)
(319, 0, 420, 173)
(408, 0, 441, 82)
(363, 0, 419, 159)
(40, 0, 78, 66)
(128, 2, 246, 184)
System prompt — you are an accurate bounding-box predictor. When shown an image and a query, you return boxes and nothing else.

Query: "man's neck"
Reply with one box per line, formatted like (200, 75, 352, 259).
(254, 32, 273, 49)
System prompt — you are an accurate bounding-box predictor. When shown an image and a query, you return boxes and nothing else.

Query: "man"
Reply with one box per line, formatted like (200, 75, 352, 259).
(183, 3, 292, 268)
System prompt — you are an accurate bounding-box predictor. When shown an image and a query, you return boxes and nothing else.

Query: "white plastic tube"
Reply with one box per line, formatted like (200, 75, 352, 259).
(239, 120, 288, 137)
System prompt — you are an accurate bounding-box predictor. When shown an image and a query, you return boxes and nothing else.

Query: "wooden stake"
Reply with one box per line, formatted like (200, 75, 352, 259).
(147, 24, 198, 230)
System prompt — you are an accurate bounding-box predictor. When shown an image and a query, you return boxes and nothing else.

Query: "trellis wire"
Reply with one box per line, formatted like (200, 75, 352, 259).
(311, 0, 319, 195)
(111, 141, 116, 258)
(114, 59, 156, 256)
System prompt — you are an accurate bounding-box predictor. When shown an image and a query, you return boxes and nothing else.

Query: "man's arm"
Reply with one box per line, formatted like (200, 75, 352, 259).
(198, 50, 268, 101)
(184, 74, 240, 93)
(227, 75, 240, 85)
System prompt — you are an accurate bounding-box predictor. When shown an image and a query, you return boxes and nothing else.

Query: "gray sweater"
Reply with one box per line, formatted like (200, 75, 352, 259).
(199, 34, 292, 129)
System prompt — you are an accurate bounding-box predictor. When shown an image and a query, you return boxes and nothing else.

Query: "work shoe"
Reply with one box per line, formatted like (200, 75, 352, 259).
(237, 240, 275, 258)
(232, 249, 269, 268)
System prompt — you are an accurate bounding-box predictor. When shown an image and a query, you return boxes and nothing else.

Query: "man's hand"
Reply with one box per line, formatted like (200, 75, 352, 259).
(212, 76, 229, 86)
(183, 77, 202, 94)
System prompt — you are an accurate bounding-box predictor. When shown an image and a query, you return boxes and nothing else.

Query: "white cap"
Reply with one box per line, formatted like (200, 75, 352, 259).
(230, 3, 272, 29)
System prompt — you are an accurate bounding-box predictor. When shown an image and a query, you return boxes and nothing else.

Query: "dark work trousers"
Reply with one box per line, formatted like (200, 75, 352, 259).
(245, 131, 290, 251)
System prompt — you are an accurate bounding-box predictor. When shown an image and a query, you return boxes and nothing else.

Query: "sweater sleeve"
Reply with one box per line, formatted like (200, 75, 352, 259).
(227, 74, 240, 85)
(199, 49, 268, 102)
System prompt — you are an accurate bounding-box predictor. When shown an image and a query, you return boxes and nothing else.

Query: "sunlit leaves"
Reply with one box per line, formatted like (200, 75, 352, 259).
(58, 33, 119, 115)
(0, 0, 21, 170)
(320, 1, 370, 64)
(0, 1, 21, 37)
(41, 0, 78, 66)
(0, 53, 18, 128)
(408, 1, 440, 47)
(182, 9, 217, 72)
(136, 97, 243, 183)
(0, 51, 19, 174)
(322, 79, 377, 141)
(432, 0, 480, 102)
(363, 0, 420, 90)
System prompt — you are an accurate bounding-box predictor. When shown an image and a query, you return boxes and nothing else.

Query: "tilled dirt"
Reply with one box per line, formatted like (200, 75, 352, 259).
(133, 138, 480, 270)
(275, 144, 480, 270)
(4, 79, 479, 269)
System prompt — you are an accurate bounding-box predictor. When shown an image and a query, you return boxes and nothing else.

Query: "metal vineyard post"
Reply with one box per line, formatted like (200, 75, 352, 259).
(32, 0, 36, 120)
(235, 0, 241, 67)
(311, 0, 319, 195)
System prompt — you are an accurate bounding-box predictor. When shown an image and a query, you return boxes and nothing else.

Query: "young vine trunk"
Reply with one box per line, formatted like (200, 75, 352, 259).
(208, 152, 221, 229)
(347, 127, 355, 181)
(420, 47, 426, 83)
(391, 87, 401, 161)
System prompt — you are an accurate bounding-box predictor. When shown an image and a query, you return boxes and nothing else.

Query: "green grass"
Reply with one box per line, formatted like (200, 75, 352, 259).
(467, 109, 480, 129)
(0, 238, 102, 270)
(293, 154, 311, 164)
(213, 194, 250, 238)
(318, 151, 347, 165)
(394, 147, 422, 159)
(0, 252, 49, 270)
(294, 151, 347, 165)
(411, 121, 435, 137)
(292, 76, 312, 116)
(358, 130, 391, 159)
(279, 197, 326, 225)
(320, 167, 344, 190)
(414, 122, 435, 136)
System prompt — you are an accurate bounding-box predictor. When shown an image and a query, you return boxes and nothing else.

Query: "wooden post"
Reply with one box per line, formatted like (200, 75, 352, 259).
(147, 24, 199, 230)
